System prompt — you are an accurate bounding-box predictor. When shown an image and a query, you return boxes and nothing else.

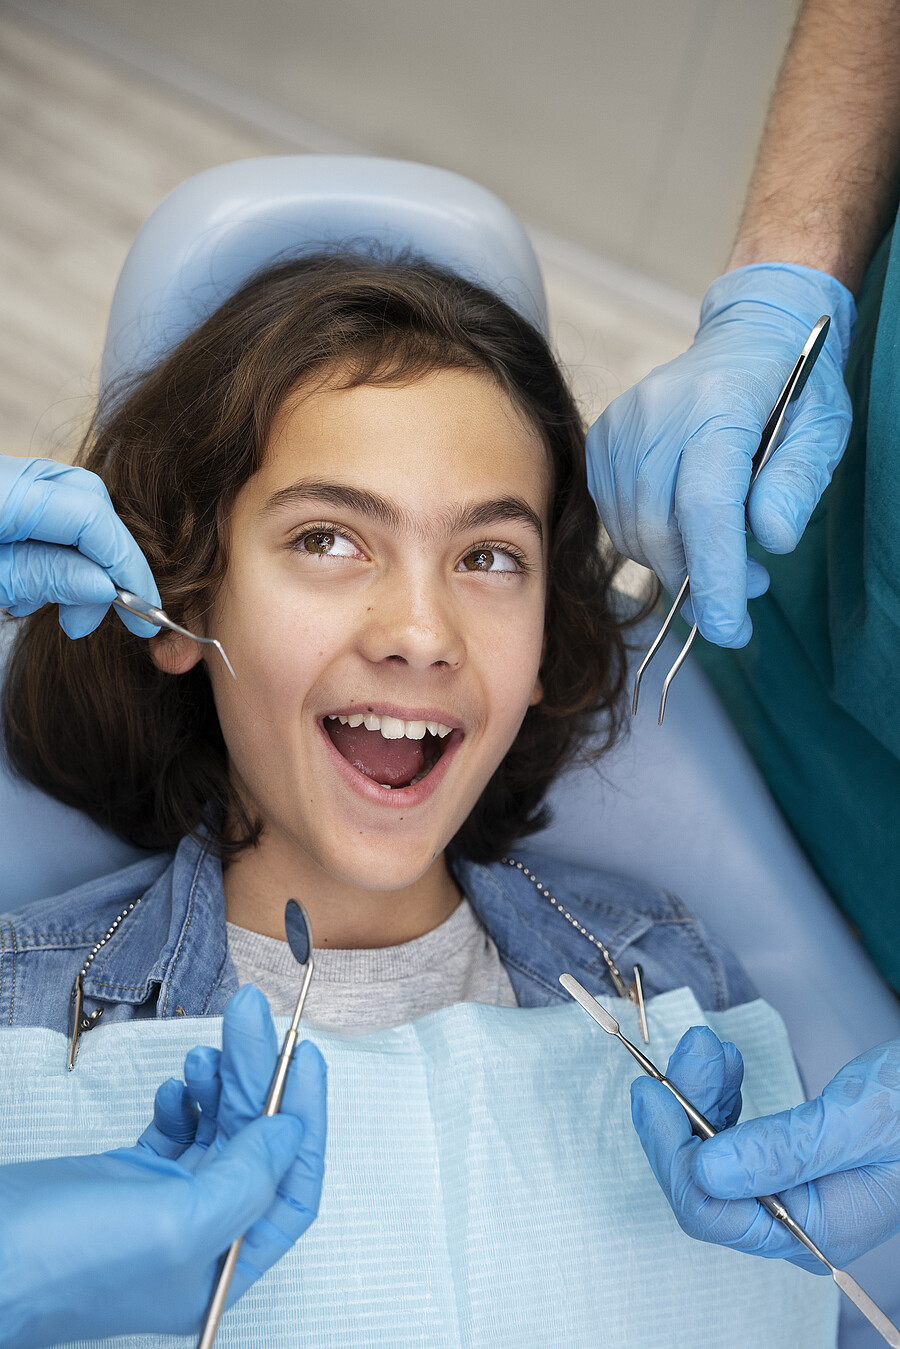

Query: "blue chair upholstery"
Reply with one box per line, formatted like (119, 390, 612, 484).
(99, 156, 548, 398)
(2, 156, 897, 1346)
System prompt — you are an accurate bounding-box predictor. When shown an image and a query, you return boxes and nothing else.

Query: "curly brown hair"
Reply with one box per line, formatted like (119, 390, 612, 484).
(3, 252, 642, 865)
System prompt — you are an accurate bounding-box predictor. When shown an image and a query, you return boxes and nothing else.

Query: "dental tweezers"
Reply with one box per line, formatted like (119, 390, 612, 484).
(113, 588, 236, 680)
(560, 974, 900, 1348)
(632, 316, 831, 725)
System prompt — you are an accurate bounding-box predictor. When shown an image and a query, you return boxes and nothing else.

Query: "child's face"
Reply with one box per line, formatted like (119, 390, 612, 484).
(159, 367, 549, 894)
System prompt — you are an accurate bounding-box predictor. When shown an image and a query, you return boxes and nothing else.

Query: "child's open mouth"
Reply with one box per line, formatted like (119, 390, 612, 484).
(324, 712, 456, 790)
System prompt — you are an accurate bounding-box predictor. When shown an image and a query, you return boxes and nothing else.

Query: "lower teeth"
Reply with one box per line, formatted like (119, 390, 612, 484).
(377, 764, 433, 791)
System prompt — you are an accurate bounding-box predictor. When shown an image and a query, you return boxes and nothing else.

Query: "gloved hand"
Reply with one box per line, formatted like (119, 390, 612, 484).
(631, 1027, 900, 1273)
(0, 985, 328, 1349)
(135, 1039, 229, 1161)
(0, 455, 160, 638)
(586, 263, 856, 646)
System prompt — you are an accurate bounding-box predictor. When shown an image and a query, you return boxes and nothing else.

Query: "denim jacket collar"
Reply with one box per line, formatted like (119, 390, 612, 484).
(454, 854, 654, 1005)
(79, 835, 658, 1017)
(81, 835, 238, 1017)
(3, 827, 750, 1034)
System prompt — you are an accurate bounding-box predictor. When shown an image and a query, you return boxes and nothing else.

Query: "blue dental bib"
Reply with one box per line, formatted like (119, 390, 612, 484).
(0, 990, 838, 1348)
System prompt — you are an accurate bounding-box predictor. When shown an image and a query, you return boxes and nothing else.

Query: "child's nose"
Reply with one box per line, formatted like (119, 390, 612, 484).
(358, 571, 465, 672)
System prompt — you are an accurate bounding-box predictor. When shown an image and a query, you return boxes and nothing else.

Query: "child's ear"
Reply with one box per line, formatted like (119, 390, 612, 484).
(149, 630, 203, 676)
(529, 634, 547, 707)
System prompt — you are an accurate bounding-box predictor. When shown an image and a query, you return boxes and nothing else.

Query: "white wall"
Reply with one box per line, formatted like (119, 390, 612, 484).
(29, 0, 800, 295)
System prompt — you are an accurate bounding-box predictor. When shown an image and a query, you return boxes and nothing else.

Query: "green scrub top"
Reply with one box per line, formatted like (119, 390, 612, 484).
(699, 226, 900, 993)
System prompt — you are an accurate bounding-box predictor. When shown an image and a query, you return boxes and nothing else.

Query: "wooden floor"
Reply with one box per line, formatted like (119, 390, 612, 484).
(0, 5, 693, 462)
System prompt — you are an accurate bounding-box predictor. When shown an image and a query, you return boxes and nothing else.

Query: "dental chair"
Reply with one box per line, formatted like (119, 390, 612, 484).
(1, 157, 897, 1347)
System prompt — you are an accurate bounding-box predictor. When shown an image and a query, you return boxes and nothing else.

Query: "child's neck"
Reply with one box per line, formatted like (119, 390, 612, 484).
(221, 831, 462, 949)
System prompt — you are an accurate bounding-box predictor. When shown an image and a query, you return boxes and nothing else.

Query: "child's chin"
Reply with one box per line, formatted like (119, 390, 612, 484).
(322, 835, 450, 893)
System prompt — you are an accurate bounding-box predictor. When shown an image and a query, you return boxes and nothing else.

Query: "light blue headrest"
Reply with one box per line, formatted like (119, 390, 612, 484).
(100, 155, 548, 394)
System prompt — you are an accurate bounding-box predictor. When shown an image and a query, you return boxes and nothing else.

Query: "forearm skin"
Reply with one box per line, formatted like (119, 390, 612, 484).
(729, 0, 900, 292)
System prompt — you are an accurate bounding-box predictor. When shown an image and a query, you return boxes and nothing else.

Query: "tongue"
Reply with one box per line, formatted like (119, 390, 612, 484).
(327, 721, 425, 787)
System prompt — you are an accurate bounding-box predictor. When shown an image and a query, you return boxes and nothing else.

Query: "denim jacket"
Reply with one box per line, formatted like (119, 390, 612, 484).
(0, 834, 755, 1043)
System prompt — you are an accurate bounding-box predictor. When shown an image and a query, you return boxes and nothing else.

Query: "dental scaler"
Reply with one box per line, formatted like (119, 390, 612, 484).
(560, 973, 900, 1348)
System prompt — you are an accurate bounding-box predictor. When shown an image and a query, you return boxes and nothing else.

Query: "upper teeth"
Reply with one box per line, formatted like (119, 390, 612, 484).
(327, 713, 453, 740)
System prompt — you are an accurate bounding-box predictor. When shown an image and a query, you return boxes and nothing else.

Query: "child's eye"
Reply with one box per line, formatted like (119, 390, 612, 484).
(293, 528, 364, 559)
(456, 546, 522, 574)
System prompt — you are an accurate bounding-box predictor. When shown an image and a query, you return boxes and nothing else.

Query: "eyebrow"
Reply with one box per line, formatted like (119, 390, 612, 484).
(262, 479, 545, 546)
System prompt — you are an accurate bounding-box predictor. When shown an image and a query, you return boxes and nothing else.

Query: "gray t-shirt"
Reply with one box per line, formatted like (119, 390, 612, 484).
(226, 898, 518, 1033)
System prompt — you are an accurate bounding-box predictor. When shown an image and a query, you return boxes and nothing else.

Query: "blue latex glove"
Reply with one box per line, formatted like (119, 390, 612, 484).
(135, 1041, 228, 1161)
(631, 1027, 900, 1273)
(0, 455, 160, 638)
(586, 263, 856, 646)
(0, 985, 327, 1349)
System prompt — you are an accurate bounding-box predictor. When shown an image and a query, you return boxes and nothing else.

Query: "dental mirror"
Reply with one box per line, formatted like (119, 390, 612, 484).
(284, 898, 312, 967)
(198, 900, 315, 1349)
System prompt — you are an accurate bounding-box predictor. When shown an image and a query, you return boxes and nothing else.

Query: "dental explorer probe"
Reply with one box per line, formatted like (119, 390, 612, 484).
(559, 973, 900, 1348)
(113, 588, 237, 680)
(198, 901, 316, 1349)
